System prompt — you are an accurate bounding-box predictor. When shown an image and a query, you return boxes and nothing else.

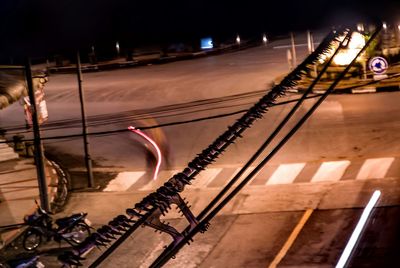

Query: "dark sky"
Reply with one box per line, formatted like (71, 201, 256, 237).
(0, 0, 399, 60)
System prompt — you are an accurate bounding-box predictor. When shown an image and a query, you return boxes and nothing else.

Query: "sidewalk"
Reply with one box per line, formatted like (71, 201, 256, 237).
(0, 157, 63, 248)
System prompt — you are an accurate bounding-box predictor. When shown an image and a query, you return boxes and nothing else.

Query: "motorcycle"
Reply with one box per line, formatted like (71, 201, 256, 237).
(0, 254, 44, 268)
(22, 202, 91, 251)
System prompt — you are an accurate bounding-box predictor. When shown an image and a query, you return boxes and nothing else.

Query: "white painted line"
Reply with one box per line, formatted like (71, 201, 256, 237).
(241, 166, 257, 185)
(138, 170, 177, 191)
(356, 157, 394, 180)
(104, 171, 145, 191)
(188, 168, 223, 188)
(273, 43, 309, 49)
(351, 87, 376, 94)
(266, 163, 305, 185)
(336, 190, 381, 268)
(311, 161, 350, 182)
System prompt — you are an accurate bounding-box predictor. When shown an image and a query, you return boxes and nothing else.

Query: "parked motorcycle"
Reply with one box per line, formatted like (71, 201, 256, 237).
(22, 202, 91, 251)
(0, 254, 44, 268)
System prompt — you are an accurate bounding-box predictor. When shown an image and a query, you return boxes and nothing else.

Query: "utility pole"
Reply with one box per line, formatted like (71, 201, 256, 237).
(307, 30, 313, 54)
(25, 59, 50, 212)
(290, 32, 297, 67)
(307, 31, 318, 77)
(76, 52, 94, 188)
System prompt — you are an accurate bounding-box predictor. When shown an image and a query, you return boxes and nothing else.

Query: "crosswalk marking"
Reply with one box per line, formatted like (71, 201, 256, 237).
(356, 157, 395, 180)
(207, 167, 239, 188)
(311, 160, 350, 182)
(103, 157, 398, 192)
(138, 170, 175, 191)
(188, 168, 223, 188)
(266, 163, 305, 185)
(104, 171, 145, 191)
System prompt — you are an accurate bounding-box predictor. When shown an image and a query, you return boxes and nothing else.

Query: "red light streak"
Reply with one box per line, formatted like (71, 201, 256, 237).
(128, 126, 162, 181)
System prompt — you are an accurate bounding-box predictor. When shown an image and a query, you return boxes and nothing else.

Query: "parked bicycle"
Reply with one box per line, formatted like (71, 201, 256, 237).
(22, 201, 91, 251)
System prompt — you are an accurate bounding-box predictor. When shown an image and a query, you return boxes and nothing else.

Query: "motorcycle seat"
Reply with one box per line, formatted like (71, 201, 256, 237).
(55, 213, 84, 228)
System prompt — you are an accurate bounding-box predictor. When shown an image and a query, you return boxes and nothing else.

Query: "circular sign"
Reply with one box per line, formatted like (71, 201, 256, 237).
(368, 56, 388, 74)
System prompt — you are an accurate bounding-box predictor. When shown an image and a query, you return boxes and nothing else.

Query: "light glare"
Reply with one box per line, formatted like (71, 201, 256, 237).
(332, 32, 365, 66)
(335, 190, 381, 268)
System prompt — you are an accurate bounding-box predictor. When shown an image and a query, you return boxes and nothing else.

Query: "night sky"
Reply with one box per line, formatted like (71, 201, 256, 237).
(0, 0, 399, 61)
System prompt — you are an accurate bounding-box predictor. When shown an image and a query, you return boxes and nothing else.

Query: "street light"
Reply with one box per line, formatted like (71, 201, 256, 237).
(383, 22, 387, 30)
(236, 35, 241, 45)
(262, 33, 268, 45)
(116, 41, 120, 55)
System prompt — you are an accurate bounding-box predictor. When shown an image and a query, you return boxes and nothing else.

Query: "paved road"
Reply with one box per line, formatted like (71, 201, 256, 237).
(1, 31, 400, 267)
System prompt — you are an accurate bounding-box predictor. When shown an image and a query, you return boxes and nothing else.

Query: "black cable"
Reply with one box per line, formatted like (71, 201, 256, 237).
(196, 29, 352, 221)
(149, 25, 382, 268)
(87, 28, 342, 268)
(1, 69, 399, 145)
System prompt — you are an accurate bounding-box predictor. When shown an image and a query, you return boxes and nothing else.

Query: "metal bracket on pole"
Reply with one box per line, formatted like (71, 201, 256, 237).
(143, 193, 200, 246)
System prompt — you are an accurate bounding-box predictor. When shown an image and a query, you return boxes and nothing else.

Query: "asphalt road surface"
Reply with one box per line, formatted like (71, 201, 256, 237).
(1, 31, 399, 267)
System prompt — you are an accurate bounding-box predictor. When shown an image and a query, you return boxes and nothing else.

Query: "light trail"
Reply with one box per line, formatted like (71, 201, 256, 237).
(128, 126, 162, 181)
(335, 190, 381, 268)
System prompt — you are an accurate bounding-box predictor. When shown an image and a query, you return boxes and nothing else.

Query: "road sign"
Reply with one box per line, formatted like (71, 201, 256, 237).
(23, 86, 48, 127)
(368, 56, 388, 74)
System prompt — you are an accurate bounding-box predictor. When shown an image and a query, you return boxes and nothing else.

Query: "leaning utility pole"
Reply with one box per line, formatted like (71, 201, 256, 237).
(290, 32, 297, 67)
(25, 59, 50, 212)
(76, 52, 94, 188)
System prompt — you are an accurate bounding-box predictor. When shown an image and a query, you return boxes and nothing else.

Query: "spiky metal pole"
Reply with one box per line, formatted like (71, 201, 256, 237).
(58, 28, 347, 268)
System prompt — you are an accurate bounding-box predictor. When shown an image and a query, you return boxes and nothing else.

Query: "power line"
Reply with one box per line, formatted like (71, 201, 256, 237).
(1, 73, 399, 144)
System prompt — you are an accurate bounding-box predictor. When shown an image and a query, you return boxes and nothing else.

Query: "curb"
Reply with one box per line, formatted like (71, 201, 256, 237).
(46, 42, 258, 74)
(290, 84, 400, 94)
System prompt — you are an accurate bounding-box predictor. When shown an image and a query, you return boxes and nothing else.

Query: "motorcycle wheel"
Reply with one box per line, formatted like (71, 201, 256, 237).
(22, 229, 42, 251)
(68, 223, 90, 245)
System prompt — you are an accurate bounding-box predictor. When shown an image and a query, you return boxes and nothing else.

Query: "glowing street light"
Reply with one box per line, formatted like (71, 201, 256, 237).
(262, 33, 268, 44)
(383, 22, 387, 30)
(236, 35, 241, 45)
(116, 41, 120, 55)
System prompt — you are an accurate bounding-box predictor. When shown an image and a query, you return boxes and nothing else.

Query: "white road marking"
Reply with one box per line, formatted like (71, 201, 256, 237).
(188, 168, 223, 188)
(138, 170, 177, 191)
(311, 160, 350, 182)
(356, 157, 395, 180)
(238, 166, 257, 185)
(336, 190, 381, 268)
(105, 157, 397, 192)
(266, 163, 305, 185)
(104, 171, 145, 191)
